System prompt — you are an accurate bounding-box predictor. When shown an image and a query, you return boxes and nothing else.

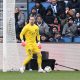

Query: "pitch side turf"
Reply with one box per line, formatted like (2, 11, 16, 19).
(0, 71, 80, 80)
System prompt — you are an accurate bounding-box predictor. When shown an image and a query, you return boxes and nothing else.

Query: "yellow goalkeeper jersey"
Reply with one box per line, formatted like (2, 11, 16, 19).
(20, 23, 40, 43)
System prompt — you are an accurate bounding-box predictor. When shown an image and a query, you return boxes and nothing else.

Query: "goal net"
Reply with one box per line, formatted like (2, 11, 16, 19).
(3, 0, 20, 72)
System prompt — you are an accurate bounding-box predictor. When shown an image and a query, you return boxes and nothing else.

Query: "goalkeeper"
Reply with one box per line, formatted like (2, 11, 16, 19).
(20, 16, 44, 73)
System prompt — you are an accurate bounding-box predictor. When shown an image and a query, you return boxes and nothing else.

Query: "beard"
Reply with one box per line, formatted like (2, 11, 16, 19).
(68, 23, 72, 26)
(38, 21, 42, 24)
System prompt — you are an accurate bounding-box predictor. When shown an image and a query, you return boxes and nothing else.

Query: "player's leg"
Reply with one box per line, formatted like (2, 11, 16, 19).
(22, 49, 33, 66)
(20, 46, 33, 73)
(33, 44, 45, 72)
(37, 52, 42, 68)
(36, 52, 45, 72)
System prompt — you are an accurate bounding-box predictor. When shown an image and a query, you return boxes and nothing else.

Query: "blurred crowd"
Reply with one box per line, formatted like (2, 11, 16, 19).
(15, 0, 80, 43)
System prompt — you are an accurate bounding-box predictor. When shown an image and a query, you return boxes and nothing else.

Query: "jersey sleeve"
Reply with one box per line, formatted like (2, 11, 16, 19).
(20, 25, 28, 40)
(36, 26, 40, 42)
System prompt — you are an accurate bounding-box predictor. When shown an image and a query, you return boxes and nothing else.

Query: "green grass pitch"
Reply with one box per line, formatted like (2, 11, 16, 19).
(0, 70, 80, 80)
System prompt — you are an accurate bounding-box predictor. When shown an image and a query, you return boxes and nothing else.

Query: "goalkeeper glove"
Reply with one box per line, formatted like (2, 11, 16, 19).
(38, 42, 42, 49)
(21, 40, 26, 47)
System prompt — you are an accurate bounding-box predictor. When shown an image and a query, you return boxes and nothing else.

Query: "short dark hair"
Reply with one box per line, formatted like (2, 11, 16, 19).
(52, 26, 58, 31)
(31, 7, 37, 11)
(37, 14, 42, 18)
(29, 15, 35, 19)
(67, 17, 74, 22)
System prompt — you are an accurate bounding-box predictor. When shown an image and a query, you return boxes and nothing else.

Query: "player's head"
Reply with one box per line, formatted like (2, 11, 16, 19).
(29, 16, 35, 25)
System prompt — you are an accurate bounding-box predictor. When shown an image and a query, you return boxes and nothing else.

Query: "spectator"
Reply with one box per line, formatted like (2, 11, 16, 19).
(53, 32, 64, 42)
(49, 27, 63, 42)
(74, 12, 80, 26)
(48, 16, 61, 34)
(44, 8, 55, 25)
(15, 8, 25, 42)
(47, 0, 64, 16)
(29, 8, 38, 19)
(65, 7, 75, 18)
(36, 15, 50, 36)
(41, 34, 49, 42)
(70, 0, 80, 12)
(33, 1, 46, 19)
(64, 0, 72, 8)
(75, 26, 80, 36)
(62, 17, 77, 37)
(53, 17, 61, 32)
(74, 12, 80, 36)
(49, 26, 58, 38)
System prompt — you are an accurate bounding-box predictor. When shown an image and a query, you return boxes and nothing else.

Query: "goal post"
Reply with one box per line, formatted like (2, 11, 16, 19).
(3, 0, 20, 72)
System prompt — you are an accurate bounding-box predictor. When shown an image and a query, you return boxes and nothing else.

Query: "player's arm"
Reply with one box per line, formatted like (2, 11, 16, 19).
(20, 25, 27, 41)
(20, 25, 28, 46)
(36, 27, 40, 42)
(36, 27, 42, 49)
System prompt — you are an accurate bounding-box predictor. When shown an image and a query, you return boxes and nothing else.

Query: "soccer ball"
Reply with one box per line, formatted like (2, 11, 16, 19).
(44, 66, 52, 72)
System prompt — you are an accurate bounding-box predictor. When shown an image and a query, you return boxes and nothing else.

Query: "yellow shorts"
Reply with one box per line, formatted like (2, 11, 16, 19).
(25, 43, 41, 55)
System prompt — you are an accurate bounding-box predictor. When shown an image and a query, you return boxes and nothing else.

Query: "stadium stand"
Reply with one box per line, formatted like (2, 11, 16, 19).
(41, 2, 50, 9)
(62, 36, 72, 43)
(73, 36, 80, 42)
(28, 2, 35, 12)
(15, 0, 80, 43)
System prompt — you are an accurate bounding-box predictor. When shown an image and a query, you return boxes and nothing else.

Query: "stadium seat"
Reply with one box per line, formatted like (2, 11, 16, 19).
(73, 36, 80, 43)
(28, 2, 50, 12)
(62, 36, 72, 43)
(41, 2, 50, 9)
(28, 2, 35, 12)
